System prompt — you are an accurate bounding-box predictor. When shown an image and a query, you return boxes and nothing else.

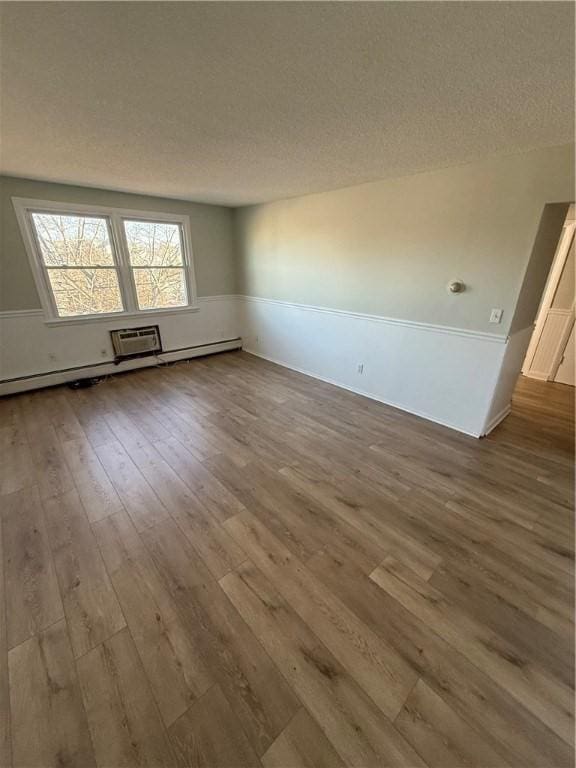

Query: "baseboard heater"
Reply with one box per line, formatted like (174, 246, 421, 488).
(0, 337, 242, 396)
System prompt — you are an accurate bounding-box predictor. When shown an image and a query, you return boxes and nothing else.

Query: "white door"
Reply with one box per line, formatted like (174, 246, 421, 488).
(523, 216, 575, 381)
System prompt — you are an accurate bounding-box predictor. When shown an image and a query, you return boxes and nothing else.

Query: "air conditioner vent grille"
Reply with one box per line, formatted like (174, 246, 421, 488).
(111, 325, 162, 362)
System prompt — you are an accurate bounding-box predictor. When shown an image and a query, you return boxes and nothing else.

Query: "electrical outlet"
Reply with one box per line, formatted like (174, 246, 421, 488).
(357, 363, 364, 374)
(489, 308, 503, 324)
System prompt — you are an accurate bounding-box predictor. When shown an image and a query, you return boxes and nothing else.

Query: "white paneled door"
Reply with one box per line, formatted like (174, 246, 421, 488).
(523, 212, 575, 386)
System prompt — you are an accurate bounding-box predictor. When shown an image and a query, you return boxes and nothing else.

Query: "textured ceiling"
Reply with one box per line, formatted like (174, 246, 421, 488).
(1, 2, 574, 206)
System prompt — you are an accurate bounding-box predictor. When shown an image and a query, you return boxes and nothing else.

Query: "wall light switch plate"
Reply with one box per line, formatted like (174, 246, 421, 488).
(489, 308, 503, 324)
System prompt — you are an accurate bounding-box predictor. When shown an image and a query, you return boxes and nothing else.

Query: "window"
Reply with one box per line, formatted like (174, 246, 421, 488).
(31, 212, 123, 317)
(123, 220, 188, 310)
(13, 198, 197, 322)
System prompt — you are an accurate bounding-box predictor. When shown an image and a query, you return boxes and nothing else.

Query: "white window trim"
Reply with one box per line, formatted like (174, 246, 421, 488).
(12, 197, 199, 324)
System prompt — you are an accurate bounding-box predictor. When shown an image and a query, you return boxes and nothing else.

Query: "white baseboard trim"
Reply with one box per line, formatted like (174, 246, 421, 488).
(482, 404, 512, 436)
(244, 347, 482, 438)
(0, 339, 242, 396)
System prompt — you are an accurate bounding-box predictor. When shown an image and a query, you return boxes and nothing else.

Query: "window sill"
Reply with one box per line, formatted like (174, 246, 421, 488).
(43, 304, 200, 326)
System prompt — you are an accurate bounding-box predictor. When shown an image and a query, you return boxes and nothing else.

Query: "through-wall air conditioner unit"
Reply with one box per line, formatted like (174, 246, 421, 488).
(110, 325, 162, 363)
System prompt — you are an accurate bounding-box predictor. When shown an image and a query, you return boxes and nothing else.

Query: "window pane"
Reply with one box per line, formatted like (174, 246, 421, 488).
(124, 220, 184, 267)
(133, 267, 187, 310)
(32, 213, 114, 266)
(47, 268, 123, 316)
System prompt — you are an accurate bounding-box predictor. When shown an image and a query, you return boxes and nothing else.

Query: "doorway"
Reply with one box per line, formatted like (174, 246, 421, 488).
(522, 204, 575, 387)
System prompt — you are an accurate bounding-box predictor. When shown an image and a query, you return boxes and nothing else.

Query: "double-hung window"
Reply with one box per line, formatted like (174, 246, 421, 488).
(123, 219, 188, 311)
(30, 212, 124, 317)
(13, 198, 197, 322)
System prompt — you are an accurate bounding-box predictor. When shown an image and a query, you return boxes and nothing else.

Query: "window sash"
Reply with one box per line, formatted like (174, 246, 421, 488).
(123, 219, 186, 268)
(32, 211, 115, 268)
(13, 198, 198, 322)
(29, 212, 127, 318)
(131, 265, 188, 310)
(46, 266, 125, 317)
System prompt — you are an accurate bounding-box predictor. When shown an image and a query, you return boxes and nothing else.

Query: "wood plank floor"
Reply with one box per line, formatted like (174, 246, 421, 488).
(0, 351, 573, 768)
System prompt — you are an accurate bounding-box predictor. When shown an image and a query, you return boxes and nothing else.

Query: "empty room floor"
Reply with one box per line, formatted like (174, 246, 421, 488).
(0, 351, 573, 768)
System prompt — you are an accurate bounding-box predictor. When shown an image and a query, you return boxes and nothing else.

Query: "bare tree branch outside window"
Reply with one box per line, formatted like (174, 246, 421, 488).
(32, 213, 123, 316)
(30, 213, 190, 317)
(123, 220, 188, 309)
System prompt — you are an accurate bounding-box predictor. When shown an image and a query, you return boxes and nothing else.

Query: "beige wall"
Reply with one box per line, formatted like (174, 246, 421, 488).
(3, 145, 574, 330)
(509, 202, 570, 333)
(0, 176, 237, 311)
(235, 144, 575, 335)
